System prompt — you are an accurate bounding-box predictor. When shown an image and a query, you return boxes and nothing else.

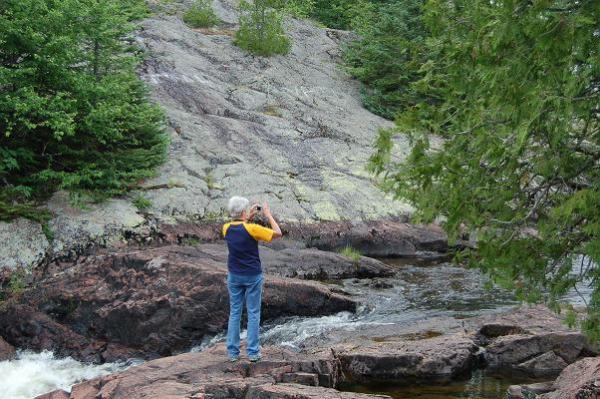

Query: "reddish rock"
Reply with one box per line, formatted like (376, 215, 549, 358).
(283, 220, 448, 257)
(475, 305, 597, 378)
(0, 303, 143, 362)
(151, 219, 449, 259)
(2, 246, 356, 362)
(483, 331, 591, 377)
(36, 345, 388, 399)
(334, 333, 479, 384)
(35, 391, 70, 399)
(538, 357, 600, 399)
(476, 305, 573, 339)
(184, 243, 395, 280)
(246, 383, 391, 398)
(0, 336, 16, 361)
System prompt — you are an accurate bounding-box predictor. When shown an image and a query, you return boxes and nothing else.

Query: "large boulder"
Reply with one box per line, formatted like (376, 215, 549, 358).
(477, 306, 596, 378)
(0, 218, 49, 271)
(191, 243, 395, 280)
(1, 245, 356, 362)
(334, 333, 479, 384)
(538, 357, 600, 399)
(483, 332, 589, 377)
(36, 345, 390, 399)
(283, 220, 448, 257)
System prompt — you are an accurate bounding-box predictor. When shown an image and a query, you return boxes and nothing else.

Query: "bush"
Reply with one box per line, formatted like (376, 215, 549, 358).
(340, 245, 362, 263)
(0, 0, 168, 221)
(343, 0, 427, 120)
(234, 0, 291, 56)
(183, 0, 219, 28)
(133, 195, 152, 211)
(309, 0, 377, 30)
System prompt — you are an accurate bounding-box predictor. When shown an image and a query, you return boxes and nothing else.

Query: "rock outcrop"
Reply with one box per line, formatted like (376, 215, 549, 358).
(537, 357, 600, 399)
(0, 0, 434, 270)
(0, 245, 357, 362)
(36, 345, 391, 399)
(334, 333, 479, 384)
(282, 220, 449, 257)
(475, 306, 596, 378)
(0, 336, 16, 361)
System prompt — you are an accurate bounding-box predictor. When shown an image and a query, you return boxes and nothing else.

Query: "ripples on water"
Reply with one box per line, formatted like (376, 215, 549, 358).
(0, 350, 136, 399)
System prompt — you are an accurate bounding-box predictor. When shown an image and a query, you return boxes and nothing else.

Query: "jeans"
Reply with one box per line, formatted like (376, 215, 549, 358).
(226, 272, 264, 358)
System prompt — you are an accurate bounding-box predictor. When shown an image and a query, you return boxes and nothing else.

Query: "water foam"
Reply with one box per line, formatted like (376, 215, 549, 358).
(0, 350, 133, 399)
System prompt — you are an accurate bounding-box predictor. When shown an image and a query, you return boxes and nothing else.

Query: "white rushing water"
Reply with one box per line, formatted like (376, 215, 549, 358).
(0, 350, 134, 399)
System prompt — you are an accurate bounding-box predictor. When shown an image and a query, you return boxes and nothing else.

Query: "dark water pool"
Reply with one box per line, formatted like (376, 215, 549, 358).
(342, 370, 542, 399)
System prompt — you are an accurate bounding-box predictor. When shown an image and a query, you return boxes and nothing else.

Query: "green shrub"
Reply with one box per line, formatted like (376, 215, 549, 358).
(183, 0, 219, 28)
(343, 0, 427, 120)
(283, 0, 315, 18)
(7, 269, 27, 296)
(309, 0, 376, 30)
(234, 0, 291, 56)
(0, 0, 168, 221)
(340, 245, 361, 263)
(133, 195, 152, 211)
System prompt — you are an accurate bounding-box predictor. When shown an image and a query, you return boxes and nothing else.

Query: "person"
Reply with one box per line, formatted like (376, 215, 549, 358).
(222, 196, 282, 362)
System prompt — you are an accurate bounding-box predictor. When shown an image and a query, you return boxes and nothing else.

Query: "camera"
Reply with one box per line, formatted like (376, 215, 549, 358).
(256, 206, 262, 211)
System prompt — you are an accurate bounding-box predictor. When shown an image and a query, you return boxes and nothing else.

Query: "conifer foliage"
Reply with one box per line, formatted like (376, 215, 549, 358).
(0, 0, 167, 220)
(343, 0, 427, 120)
(234, 0, 291, 56)
(369, 0, 600, 340)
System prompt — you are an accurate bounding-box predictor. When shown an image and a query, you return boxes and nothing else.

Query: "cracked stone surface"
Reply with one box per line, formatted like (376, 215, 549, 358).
(1, 0, 424, 270)
(135, 0, 414, 223)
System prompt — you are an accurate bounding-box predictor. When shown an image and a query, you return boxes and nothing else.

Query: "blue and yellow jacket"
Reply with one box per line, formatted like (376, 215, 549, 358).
(222, 221, 274, 275)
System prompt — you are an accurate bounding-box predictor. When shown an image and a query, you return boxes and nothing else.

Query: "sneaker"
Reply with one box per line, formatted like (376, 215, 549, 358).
(228, 356, 239, 362)
(248, 355, 262, 363)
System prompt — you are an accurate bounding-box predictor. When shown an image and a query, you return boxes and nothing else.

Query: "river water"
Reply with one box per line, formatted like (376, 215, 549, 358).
(0, 255, 591, 399)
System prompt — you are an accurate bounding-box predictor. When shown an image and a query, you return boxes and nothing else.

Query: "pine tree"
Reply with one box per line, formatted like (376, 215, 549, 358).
(0, 0, 167, 220)
(234, 0, 291, 56)
(343, 0, 427, 120)
(369, 0, 600, 341)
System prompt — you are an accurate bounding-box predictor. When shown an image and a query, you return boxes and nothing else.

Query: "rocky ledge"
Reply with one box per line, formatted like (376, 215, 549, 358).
(475, 306, 597, 378)
(508, 356, 600, 399)
(1, 244, 384, 362)
(35, 306, 600, 399)
(37, 344, 391, 399)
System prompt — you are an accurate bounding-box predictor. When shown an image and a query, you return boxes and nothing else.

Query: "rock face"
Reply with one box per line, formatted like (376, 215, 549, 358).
(36, 345, 391, 399)
(538, 357, 600, 399)
(0, 0, 429, 270)
(136, 1, 412, 223)
(0, 336, 16, 361)
(282, 220, 448, 257)
(335, 333, 479, 384)
(0, 245, 356, 362)
(0, 218, 49, 270)
(476, 306, 596, 378)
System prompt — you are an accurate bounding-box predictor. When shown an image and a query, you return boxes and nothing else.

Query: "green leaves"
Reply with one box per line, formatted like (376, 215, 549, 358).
(0, 0, 167, 219)
(234, 0, 291, 56)
(183, 0, 219, 28)
(343, 0, 428, 120)
(369, 0, 600, 341)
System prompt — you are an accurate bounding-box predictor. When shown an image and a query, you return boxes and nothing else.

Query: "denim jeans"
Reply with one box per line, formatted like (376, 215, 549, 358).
(226, 272, 264, 358)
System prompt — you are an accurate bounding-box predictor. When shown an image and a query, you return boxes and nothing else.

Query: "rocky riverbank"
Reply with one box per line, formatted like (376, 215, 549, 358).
(2, 221, 598, 399)
(34, 304, 598, 399)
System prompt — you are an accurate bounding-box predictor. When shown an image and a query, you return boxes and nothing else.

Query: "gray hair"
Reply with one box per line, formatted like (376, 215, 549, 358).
(228, 196, 250, 219)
